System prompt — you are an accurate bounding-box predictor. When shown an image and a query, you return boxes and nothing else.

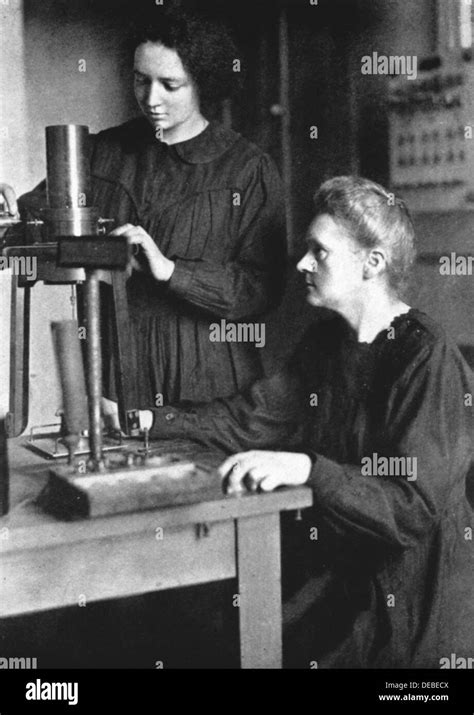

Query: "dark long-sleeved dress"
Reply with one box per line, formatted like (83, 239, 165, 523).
(19, 118, 287, 406)
(147, 307, 474, 668)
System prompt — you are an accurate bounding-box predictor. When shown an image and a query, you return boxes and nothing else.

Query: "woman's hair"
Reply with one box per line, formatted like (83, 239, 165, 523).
(313, 176, 416, 291)
(129, 9, 241, 105)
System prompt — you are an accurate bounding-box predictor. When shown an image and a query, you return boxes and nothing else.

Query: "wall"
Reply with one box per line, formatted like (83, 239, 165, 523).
(351, 0, 437, 183)
(349, 0, 474, 350)
(0, 0, 28, 415)
(266, 0, 474, 363)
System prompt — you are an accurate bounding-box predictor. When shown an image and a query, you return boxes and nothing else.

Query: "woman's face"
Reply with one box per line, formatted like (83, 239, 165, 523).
(134, 41, 202, 139)
(297, 214, 368, 313)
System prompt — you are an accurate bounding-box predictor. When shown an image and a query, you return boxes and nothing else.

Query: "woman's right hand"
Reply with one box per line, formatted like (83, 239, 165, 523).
(101, 397, 122, 433)
(0, 184, 18, 216)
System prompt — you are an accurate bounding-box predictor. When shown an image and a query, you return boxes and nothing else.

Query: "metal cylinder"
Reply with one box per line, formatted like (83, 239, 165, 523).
(51, 320, 89, 437)
(46, 125, 91, 210)
(41, 206, 99, 237)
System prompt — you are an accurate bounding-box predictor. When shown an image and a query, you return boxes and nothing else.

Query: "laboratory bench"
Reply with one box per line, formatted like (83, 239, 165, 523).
(0, 437, 312, 668)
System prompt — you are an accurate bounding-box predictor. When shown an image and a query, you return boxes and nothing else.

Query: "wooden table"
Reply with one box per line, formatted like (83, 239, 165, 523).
(0, 438, 312, 668)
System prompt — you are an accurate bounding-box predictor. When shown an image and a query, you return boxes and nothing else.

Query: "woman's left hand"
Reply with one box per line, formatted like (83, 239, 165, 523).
(218, 450, 312, 495)
(110, 224, 175, 282)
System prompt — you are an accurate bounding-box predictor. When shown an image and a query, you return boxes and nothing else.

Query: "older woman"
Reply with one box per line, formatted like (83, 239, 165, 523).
(6, 10, 286, 409)
(142, 176, 474, 668)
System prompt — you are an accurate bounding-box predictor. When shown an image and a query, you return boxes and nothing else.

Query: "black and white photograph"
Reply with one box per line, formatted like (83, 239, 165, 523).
(0, 0, 473, 705)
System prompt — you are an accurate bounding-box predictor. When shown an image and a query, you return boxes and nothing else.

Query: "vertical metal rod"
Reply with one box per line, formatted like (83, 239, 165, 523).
(279, 7, 295, 256)
(0, 416, 9, 515)
(8, 276, 30, 437)
(347, 45, 361, 177)
(257, 28, 272, 151)
(84, 270, 104, 470)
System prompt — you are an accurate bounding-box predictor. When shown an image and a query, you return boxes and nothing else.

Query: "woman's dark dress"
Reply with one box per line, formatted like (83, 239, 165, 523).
(92, 118, 286, 405)
(149, 307, 474, 668)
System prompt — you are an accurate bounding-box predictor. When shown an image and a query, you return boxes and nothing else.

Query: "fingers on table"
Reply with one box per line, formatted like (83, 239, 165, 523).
(219, 452, 273, 494)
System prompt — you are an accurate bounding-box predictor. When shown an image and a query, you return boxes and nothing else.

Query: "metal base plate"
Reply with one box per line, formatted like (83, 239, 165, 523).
(26, 434, 126, 460)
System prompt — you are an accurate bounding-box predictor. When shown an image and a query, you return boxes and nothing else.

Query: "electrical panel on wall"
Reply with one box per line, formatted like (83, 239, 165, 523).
(388, 62, 474, 212)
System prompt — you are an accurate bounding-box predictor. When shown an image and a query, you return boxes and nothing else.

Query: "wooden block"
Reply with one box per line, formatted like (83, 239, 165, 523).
(39, 455, 222, 519)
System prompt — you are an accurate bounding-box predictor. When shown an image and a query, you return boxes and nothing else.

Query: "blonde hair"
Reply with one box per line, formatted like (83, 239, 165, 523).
(313, 176, 416, 291)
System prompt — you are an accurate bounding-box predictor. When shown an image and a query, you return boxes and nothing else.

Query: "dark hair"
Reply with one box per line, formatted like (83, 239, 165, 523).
(313, 176, 416, 291)
(129, 9, 241, 105)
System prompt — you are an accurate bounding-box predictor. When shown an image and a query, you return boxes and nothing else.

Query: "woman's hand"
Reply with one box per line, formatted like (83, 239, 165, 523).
(110, 224, 175, 282)
(0, 183, 18, 216)
(101, 397, 153, 435)
(101, 397, 121, 432)
(218, 450, 312, 495)
(0, 183, 19, 239)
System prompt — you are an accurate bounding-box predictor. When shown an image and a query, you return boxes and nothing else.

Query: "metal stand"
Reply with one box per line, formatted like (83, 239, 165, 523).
(2, 124, 138, 443)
